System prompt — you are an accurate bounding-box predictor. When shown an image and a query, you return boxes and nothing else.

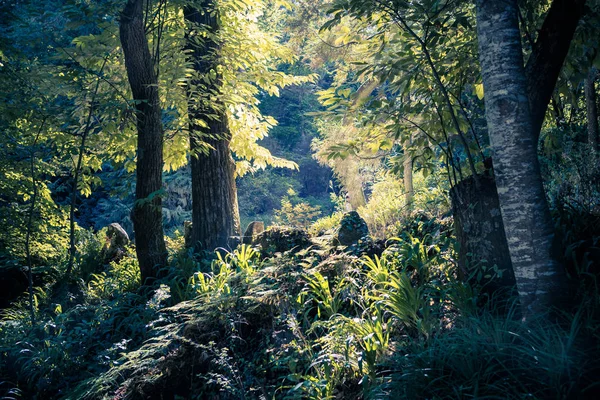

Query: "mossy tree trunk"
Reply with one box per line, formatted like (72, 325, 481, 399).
(120, 0, 168, 284)
(184, 2, 241, 252)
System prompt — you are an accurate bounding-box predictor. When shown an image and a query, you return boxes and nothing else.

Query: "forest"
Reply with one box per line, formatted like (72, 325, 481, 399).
(0, 0, 599, 398)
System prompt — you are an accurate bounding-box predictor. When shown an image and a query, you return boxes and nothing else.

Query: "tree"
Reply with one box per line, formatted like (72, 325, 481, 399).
(476, 0, 567, 314)
(119, 0, 168, 283)
(316, 0, 515, 293)
(184, 1, 241, 252)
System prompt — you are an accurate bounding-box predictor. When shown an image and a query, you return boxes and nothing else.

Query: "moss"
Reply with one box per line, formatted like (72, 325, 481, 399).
(255, 226, 312, 255)
(334, 211, 369, 246)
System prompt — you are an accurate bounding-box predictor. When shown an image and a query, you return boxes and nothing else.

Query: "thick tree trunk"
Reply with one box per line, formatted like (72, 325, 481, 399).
(585, 67, 599, 153)
(476, 0, 567, 314)
(185, 3, 241, 252)
(119, 0, 168, 284)
(525, 0, 586, 141)
(450, 175, 517, 309)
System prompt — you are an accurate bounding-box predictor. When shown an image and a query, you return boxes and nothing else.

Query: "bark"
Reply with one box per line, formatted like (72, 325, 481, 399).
(450, 175, 517, 309)
(585, 67, 599, 153)
(185, 3, 241, 252)
(525, 0, 587, 141)
(119, 0, 168, 284)
(476, 0, 567, 314)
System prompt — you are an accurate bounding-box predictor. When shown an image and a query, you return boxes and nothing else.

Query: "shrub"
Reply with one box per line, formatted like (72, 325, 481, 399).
(274, 188, 322, 229)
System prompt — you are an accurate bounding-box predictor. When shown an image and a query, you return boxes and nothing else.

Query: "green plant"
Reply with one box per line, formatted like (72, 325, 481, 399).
(336, 307, 390, 384)
(230, 244, 259, 275)
(362, 255, 391, 288)
(384, 307, 599, 399)
(309, 211, 344, 236)
(300, 271, 344, 320)
(87, 248, 140, 300)
(76, 228, 105, 280)
(381, 271, 434, 338)
(190, 254, 234, 297)
(274, 189, 323, 229)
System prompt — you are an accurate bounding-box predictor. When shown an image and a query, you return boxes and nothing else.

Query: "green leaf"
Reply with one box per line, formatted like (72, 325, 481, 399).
(474, 83, 484, 100)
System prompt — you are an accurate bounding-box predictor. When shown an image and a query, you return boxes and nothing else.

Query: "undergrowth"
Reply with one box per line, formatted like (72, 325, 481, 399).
(1, 223, 599, 399)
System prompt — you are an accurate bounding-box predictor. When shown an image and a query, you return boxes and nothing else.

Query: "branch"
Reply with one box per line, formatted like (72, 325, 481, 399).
(526, 0, 587, 141)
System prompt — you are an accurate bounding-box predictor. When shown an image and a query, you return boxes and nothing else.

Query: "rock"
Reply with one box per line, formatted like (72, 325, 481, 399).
(107, 223, 129, 246)
(228, 236, 242, 249)
(334, 211, 369, 246)
(243, 221, 265, 245)
(103, 223, 129, 263)
(346, 235, 386, 258)
(254, 226, 311, 254)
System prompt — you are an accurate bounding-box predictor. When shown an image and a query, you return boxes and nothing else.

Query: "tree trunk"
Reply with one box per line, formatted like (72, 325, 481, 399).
(525, 0, 586, 141)
(184, 3, 241, 252)
(119, 0, 168, 284)
(450, 175, 517, 310)
(585, 67, 599, 153)
(476, 0, 567, 314)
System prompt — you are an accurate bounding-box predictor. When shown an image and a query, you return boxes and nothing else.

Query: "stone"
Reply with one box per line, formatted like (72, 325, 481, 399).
(103, 223, 129, 263)
(334, 211, 369, 246)
(254, 226, 311, 254)
(346, 235, 386, 258)
(107, 223, 129, 246)
(228, 236, 242, 249)
(243, 221, 265, 245)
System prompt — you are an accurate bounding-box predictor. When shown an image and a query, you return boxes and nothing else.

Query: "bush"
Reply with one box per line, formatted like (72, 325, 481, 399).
(273, 188, 323, 229)
(357, 171, 450, 239)
(309, 211, 344, 236)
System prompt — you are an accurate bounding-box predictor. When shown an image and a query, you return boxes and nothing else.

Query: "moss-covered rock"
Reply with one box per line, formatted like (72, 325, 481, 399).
(243, 221, 265, 245)
(346, 235, 386, 258)
(334, 211, 369, 246)
(254, 226, 311, 254)
(102, 223, 130, 263)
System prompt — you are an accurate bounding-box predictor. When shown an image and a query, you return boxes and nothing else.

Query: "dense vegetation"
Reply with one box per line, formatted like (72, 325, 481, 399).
(1, 0, 599, 398)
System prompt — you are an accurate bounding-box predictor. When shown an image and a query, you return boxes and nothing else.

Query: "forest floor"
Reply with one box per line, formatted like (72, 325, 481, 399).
(2, 212, 600, 400)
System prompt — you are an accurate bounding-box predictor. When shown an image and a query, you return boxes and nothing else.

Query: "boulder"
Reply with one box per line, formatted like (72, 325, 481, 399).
(103, 223, 129, 263)
(346, 235, 386, 258)
(107, 223, 129, 246)
(334, 211, 369, 246)
(243, 221, 265, 245)
(254, 226, 311, 254)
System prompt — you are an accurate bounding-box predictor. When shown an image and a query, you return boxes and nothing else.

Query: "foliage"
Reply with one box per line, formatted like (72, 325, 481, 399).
(274, 188, 323, 229)
(86, 247, 140, 301)
(310, 211, 344, 236)
(1, 209, 600, 399)
(1, 0, 600, 399)
(355, 169, 450, 238)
